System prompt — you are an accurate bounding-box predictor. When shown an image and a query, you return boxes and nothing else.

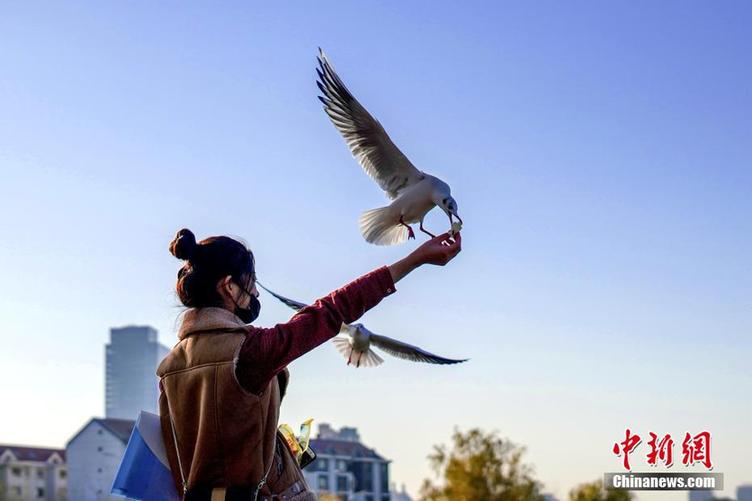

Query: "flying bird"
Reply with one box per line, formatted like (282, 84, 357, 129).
(316, 48, 463, 245)
(258, 282, 468, 368)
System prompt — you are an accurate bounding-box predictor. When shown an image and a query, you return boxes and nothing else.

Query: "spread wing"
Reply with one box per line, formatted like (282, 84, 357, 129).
(369, 332, 468, 365)
(317, 48, 425, 200)
(256, 282, 307, 312)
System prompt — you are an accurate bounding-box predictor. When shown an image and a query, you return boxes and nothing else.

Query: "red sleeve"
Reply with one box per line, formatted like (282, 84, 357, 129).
(236, 265, 396, 394)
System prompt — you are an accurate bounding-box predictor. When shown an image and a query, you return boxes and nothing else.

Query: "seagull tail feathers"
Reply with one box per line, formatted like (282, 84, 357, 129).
(332, 337, 384, 368)
(361, 348, 384, 368)
(359, 206, 408, 245)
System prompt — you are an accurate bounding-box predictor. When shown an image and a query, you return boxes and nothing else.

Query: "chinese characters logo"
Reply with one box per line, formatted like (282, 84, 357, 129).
(613, 429, 712, 470)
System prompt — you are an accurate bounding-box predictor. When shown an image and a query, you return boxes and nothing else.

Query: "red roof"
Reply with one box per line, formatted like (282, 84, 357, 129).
(0, 445, 65, 462)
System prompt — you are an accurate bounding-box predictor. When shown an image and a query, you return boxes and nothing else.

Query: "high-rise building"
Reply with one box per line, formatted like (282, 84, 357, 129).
(105, 326, 169, 420)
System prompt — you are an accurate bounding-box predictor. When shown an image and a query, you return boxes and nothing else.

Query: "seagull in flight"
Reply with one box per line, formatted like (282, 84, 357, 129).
(316, 48, 463, 245)
(258, 282, 468, 368)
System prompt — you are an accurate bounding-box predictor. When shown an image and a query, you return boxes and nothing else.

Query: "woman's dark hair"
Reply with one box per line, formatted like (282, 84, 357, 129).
(169, 228, 255, 308)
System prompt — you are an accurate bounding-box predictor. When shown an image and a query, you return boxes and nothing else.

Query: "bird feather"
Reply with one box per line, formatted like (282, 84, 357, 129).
(317, 49, 425, 200)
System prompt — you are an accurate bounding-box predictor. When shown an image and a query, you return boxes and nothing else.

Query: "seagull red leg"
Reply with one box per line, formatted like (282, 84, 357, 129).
(399, 216, 415, 240)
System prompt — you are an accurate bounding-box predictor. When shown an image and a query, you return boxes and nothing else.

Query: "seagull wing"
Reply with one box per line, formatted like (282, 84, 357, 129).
(369, 332, 468, 365)
(256, 282, 308, 312)
(317, 49, 425, 200)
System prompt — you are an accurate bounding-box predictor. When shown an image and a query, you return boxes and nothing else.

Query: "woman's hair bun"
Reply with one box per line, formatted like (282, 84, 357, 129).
(169, 228, 198, 260)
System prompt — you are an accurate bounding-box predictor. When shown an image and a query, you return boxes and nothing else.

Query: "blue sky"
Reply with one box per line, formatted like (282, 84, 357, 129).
(1, 2, 750, 499)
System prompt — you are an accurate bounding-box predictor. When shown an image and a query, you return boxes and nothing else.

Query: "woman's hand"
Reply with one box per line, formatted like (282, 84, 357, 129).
(410, 231, 462, 266)
(388, 232, 462, 283)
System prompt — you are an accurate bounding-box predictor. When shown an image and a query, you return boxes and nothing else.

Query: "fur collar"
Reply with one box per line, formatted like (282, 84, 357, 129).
(177, 307, 248, 340)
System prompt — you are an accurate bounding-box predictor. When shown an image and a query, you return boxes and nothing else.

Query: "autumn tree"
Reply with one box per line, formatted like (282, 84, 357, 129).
(419, 427, 544, 501)
(569, 480, 632, 501)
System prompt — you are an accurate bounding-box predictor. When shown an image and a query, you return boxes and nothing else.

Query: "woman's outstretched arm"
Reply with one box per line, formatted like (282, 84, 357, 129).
(236, 232, 462, 394)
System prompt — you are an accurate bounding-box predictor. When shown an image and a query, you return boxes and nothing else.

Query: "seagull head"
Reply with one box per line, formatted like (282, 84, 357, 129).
(438, 195, 463, 226)
(430, 177, 463, 225)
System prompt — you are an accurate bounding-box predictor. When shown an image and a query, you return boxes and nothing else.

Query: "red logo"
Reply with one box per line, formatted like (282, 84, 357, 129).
(682, 431, 712, 469)
(612, 429, 713, 470)
(647, 432, 674, 467)
(612, 428, 642, 470)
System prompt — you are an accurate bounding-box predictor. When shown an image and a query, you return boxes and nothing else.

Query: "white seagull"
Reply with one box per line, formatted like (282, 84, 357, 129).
(317, 49, 463, 245)
(258, 282, 468, 368)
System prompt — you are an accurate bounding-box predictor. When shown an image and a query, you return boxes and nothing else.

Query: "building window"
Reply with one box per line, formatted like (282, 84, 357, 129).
(348, 461, 374, 492)
(310, 457, 328, 472)
(318, 475, 329, 490)
(37, 468, 45, 479)
(11, 466, 22, 476)
(336, 459, 346, 471)
(12, 486, 22, 496)
(59, 469, 67, 479)
(97, 467, 103, 473)
(336, 474, 349, 492)
(37, 487, 45, 498)
(380, 462, 389, 492)
(97, 446, 104, 452)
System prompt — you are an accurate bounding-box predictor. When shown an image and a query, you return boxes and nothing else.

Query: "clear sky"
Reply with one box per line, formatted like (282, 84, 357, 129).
(1, 2, 750, 500)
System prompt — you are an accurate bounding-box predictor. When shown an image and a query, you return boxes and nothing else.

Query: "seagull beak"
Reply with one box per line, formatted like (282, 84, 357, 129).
(449, 211, 463, 226)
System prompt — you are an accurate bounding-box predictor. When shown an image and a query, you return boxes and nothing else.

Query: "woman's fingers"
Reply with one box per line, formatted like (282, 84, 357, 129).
(419, 231, 461, 265)
(444, 232, 461, 262)
(440, 231, 461, 248)
(408, 230, 462, 266)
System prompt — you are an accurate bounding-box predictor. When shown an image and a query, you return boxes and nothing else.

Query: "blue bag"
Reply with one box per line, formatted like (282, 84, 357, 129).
(111, 411, 180, 501)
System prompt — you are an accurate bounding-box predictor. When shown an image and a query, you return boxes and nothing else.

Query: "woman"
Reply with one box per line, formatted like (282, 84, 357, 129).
(158, 228, 461, 501)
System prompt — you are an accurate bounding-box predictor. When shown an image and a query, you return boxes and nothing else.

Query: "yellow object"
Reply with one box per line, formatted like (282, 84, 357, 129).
(278, 418, 314, 464)
(278, 424, 302, 462)
(298, 418, 313, 453)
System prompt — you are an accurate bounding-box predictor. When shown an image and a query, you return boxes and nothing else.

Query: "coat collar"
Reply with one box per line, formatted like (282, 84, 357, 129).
(177, 307, 248, 340)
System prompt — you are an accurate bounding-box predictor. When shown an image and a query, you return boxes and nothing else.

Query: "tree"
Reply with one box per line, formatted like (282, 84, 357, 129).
(419, 428, 544, 501)
(569, 480, 632, 501)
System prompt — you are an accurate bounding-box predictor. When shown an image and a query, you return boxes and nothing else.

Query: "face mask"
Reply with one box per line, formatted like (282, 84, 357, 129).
(233, 285, 261, 324)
